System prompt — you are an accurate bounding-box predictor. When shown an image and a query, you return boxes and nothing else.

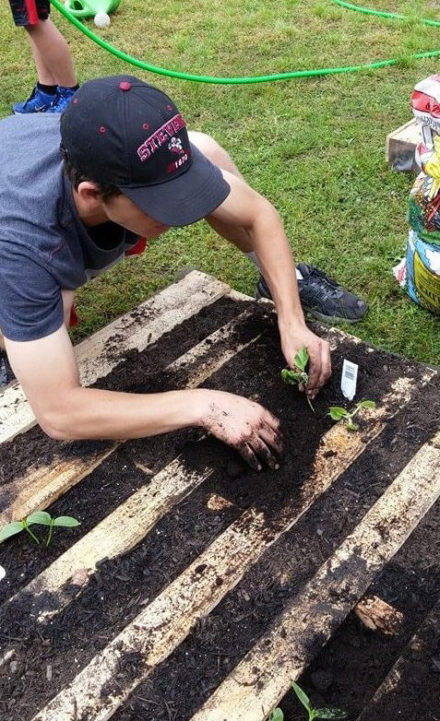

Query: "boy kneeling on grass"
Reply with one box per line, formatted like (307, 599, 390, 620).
(0, 75, 367, 469)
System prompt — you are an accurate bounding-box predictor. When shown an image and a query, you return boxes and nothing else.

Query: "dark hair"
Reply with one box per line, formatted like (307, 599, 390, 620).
(61, 146, 121, 201)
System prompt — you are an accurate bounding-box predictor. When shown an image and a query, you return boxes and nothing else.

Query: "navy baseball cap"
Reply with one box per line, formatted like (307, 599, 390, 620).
(60, 75, 230, 226)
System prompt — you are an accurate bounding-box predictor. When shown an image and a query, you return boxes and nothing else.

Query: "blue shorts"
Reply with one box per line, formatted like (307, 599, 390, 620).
(9, 0, 50, 26)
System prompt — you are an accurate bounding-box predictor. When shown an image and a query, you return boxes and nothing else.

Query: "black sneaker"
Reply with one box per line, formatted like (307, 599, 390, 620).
(0, 351, 15, 389)
(255, 263, 368, 323)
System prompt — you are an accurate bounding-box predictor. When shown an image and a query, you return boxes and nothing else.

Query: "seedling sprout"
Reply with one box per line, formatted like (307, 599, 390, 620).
(328, 400, 376, 431)
(281, 347, 314, 412)
(292, 681, 347, 720)
(268, 682, 347, 720)
(0, 511, 80, 547)
(269, 710, 284, 721)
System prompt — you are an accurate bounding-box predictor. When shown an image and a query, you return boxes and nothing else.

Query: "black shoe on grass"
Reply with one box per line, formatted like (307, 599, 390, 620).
(0, 351, 15, 389)
(256, 263, 368, 323)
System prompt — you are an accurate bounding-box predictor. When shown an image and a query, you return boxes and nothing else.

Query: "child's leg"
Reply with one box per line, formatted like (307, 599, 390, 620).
(26, 18, 77, 88)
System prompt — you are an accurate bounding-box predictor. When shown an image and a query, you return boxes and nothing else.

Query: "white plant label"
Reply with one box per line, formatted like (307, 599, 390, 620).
(0, 565, 6, 582)
(341, 359, 358, 401)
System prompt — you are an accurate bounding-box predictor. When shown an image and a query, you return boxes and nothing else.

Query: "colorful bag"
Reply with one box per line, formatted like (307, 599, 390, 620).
(406, 229, 440, 313)
(400, 75, 440, 313)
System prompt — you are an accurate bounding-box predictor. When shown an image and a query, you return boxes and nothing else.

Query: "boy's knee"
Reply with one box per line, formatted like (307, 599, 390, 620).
(188, 131, 243, 179)
(189, 131, 228, 166)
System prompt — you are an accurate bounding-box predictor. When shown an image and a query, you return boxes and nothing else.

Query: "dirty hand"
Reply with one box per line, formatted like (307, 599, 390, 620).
(280, 323, 331, 399)
(200, 390, 283, 471)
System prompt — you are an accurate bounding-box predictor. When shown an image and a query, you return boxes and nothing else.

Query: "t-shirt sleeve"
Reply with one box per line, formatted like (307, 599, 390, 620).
(0, 244, 64, 342)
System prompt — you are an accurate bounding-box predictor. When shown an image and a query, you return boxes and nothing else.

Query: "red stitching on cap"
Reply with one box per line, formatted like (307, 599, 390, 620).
(99, 126, 107, 134)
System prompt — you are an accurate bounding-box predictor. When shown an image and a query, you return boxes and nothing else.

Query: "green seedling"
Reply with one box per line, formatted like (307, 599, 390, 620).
(268, 682, 347, 721)
(0, 511, 80, 547)
(292, 681, 347, 720)
(281, 347, 314, 412)
(328, 400, 376, 431)
(269, 710, 284, 721)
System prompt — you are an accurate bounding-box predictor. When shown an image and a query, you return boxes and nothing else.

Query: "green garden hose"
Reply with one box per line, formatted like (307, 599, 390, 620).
(331, 0, 440, 28)
(50, 0, 440, 83)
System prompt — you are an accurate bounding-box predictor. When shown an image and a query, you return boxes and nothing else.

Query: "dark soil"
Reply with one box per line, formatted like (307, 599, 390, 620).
(0, 295, 249, 490)
(280, 495, 440, 721)
(0, 300, 438, 721)
(111, 378, 440, 721)
(358, 597, 440, 721)
(0, 295, 253, 599)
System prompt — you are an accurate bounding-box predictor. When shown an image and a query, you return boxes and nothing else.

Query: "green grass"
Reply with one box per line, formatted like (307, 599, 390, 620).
(2, 0, 440, 363)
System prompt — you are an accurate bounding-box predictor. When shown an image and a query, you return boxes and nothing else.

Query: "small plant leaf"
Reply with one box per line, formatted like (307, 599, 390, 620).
(53, 516, 81, 528)
(294, 347, 309, 372)
(347, 420, 359, 431)
(314, 708, 347, 720)
(26, 511, 52, 526)
(328, 407, 347, 420)
(269, 709, 284, 721)
(292, 681, 312, 711)
(0, 521, 24, 543)
(281, 368, 302, 385)
(357, 400, 376, 409)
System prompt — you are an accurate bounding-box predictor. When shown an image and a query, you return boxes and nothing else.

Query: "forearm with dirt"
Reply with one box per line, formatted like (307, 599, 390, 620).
(5, 327, 282, 470)
(207, 172, 331, 394)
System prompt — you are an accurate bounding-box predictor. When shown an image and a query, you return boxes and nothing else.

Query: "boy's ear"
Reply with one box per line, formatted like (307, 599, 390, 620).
(76, 180, 101, 201)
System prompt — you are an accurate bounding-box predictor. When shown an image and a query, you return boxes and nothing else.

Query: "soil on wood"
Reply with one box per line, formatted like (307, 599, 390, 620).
(0, 300, 438, 721)
(0, 295, 248, 490)
(111, 379, 440, 721)
(0, 296, 252, 599)
(280, 496, 440, 721)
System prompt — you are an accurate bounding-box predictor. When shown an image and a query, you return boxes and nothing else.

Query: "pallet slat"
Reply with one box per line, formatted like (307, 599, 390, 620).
(356, 595, 440, 720)
(191, 431, 440, 721)
(0, 307, 261, 526)
(29, 376, 422, 721)
(386, 118, 420, 172)
(13, 457, 213, 620)
(0, 271, 230, 444)
(354, 595, 404, 635)
(7, 371, 418, 628)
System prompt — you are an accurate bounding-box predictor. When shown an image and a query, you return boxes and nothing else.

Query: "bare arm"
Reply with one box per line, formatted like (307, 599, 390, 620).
(206, 171, 331, 395)
(5, 325, 282, 470)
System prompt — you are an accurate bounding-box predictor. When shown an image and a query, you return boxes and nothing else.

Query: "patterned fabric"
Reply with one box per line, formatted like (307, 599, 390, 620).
(8, 0, 50, 26)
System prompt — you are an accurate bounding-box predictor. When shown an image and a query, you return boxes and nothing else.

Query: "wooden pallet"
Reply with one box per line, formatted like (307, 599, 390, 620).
(0, 271, 439, 721)
(386, 118, 420, 172)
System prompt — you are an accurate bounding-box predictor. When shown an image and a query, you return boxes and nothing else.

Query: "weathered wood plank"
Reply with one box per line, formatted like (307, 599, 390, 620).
(356, 595, 440, 720)
(386, 118, 420, 172)
(15, 456, 213, 618)
(7, 371, 420, 627)
(29, 376, 423, 721)
(0, 271, 230, 444)
(0, 443, 117, 526)
(354, 595, 404, 635)
(0, 306, 261, 526)
(191, 430, 440, 721)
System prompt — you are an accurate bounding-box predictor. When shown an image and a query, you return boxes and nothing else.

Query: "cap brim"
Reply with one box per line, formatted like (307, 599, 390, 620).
(121, 145, 231, 227)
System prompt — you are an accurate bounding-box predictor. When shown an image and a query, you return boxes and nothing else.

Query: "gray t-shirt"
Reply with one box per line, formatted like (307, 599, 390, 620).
(0, 114, 140, 342)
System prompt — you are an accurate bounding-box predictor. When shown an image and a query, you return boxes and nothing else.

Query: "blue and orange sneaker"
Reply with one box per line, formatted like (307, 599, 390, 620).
(12, 85, 56, 114)
(46, 86, 77, 114)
